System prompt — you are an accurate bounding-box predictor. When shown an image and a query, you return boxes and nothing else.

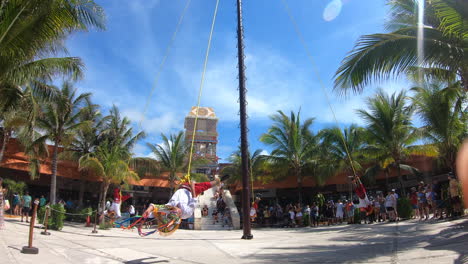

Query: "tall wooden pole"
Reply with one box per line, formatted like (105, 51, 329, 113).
(236, 0, 253, 240)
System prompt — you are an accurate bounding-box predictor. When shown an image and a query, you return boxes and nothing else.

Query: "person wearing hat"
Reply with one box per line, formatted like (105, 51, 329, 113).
(143, 175, 229, 220)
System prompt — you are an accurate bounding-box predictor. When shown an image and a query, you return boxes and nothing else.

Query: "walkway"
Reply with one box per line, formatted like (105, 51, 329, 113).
(0, 217, 466, 263)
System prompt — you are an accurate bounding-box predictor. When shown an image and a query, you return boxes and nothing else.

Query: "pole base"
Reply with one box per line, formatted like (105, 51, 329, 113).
(40, 231, 50, 236)
(91, 230, 98, 234)
(241, 234, 253, 240)
(21, 246, 39, 254)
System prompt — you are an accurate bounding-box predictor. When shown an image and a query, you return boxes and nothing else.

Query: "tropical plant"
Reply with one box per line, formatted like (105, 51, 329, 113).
(147, 132, 187, 195)
(319, 125, 366, 178)
(99, 105, 145, 150)
(411, 81, 467, 171)
(334, 0, 468, 94)
(35, 82, 90, 204)
(60, 100, 107, 208)
(222, 148, 268, 185)
(358, 89, 435, 195)
(2, 178, 26, 198)
(260, 110, 319, 204)
(79, 141, 139, 211)
(0, 0, 105, 112)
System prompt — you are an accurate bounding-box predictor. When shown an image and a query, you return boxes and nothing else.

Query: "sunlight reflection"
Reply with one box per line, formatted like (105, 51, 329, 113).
(323, 0, 342, 22)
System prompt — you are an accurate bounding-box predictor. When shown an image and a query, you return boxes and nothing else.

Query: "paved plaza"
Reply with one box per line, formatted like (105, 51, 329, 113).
(1, 217, 467, 264)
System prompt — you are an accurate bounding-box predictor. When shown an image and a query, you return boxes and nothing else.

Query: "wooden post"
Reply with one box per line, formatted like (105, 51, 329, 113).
(92, 207, 98, 234)
(22, 199, 39, 254)
(41, 206, 51, 236)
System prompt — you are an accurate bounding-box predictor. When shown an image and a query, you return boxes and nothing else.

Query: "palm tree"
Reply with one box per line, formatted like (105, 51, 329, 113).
(334, 0, 468, 94)
(411, 81, 467, 171)
(147, 132, 187, 195)
(79, 141, 138, 212)
(99, 105, 145, 151)
(35, 82, 90, 204)
(222, 148, 267, 186)
(260, 110, 319, 204)
(0, 0, 105, 111)
(60, 100, 108, 208)
(358, 89, 434, 195)
(319, 125, 366, 178)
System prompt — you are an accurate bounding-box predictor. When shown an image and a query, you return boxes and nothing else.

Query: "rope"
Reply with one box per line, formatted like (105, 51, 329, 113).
(183, 0, 220, 183)
(46, 205, 96, 216)
(280, 0, 357, 177)
(139, 0, 193, 129)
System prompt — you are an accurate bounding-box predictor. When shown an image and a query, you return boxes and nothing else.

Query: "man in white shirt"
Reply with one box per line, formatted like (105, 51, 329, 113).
(336, 200, 344, 223)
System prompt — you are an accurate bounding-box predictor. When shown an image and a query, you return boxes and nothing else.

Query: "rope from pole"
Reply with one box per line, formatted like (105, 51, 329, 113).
(280, 0, 358, 177)
(139, 0, 192, 129)
(184, 0, 220, 183)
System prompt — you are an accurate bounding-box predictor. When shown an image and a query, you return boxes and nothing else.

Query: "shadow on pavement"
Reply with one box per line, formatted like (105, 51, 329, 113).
(248, 219, 468, 263)
(124, 257, 169, 263)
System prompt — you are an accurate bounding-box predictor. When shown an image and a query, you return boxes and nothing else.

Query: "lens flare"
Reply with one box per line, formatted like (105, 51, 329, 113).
(323, 0, 342, 22)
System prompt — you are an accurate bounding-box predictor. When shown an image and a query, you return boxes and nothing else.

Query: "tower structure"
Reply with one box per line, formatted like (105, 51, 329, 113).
(184, 106, 219, 176)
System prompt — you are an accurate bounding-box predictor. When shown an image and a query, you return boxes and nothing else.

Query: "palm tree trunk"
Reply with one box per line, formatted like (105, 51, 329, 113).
(78, 173, 86, 208)
(396, 163, 406, 197)
(50, 141, 59, 204)
(100, 181, 110, 225)
(0, 129, 10, 164)
(384, 168, 390, 190)
(297, 169, 303, 205)
(169, 171, 175, 197)
(101, 181, 110, 214)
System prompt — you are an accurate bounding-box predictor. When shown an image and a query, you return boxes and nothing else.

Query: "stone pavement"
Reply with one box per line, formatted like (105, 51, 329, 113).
(0, 217, 467, 264)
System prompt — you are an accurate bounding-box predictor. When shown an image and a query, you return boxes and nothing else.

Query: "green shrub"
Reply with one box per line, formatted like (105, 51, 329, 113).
(397, 197, 413, 220)
(99, 221, 113, 230)
(49, 204, 66, 230)
(38, 206, 47, 224)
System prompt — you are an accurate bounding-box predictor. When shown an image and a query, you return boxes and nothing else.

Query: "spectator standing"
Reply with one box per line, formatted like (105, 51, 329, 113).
(379, 195, 387, 222)
(288, 207, 295, 227)
(431, 180, 443, 219)
(295, 208, 303, 227)
(336, 200, 344, 223)
(373, 198, 381, 222)
(346, 200, 355, 224)
(385, 190, 397, 222)
(448, 173, 462, 217)
(128, 204, 135, 217)
(409, 187, 419, 219)
(223, 208, 231, 227)
(39, 195, 47, 208)
(13, 192, 20, 216)
(21, 191, 32, 223)
(304, 205, 311, 227)
(417, 186, 429, 220)
(311, 203, 319, 227)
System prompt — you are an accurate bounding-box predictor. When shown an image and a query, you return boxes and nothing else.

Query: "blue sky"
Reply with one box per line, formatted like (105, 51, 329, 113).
(66, 0, 410, 161)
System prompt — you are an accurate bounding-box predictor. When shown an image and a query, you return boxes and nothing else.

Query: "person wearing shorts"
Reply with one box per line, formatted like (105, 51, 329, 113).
(385, 191, 397, 221)
(409, 187, 419, 219)
(21, 192, 32, 223)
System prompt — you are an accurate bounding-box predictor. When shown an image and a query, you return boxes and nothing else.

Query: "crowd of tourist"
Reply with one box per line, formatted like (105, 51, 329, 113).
(248, 174, 464, 228)
(0, 173, 465, 231)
